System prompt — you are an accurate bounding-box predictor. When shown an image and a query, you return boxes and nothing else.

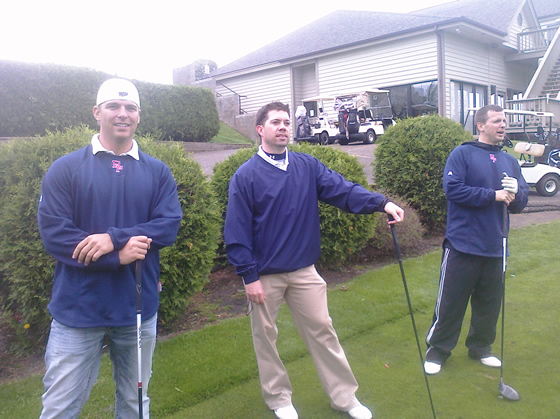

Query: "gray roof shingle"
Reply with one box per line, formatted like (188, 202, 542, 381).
(213, 0, 557, 77)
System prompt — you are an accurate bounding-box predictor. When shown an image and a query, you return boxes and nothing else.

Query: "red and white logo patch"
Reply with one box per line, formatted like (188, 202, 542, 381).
(112, 160, 124, 173)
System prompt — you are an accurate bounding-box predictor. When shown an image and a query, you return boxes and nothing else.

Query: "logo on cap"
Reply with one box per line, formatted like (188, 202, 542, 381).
(118, 91, 129, 98)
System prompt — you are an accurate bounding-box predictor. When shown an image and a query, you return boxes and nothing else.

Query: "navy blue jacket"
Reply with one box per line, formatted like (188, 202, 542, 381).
(38, 144, 182, 327)
(444, 141, 528, 257)
(224, 151, 388, 284)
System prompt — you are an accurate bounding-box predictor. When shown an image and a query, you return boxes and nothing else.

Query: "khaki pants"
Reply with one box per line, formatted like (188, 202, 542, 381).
(249, 265, 359, 411)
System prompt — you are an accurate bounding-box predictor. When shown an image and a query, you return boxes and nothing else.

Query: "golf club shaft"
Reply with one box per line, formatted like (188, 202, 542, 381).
(500, 204, 506, 378)
(135, 260, 143, 419)
(389, 221, 437, 419)
(498, 202, 520, 400)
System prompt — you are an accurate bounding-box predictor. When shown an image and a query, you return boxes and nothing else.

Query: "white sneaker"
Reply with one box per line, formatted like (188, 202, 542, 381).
(480, 356, 501, 368)
(274, 404, 298, 419)
(348, 404, 373, 419)
(424, 361, 442, 375)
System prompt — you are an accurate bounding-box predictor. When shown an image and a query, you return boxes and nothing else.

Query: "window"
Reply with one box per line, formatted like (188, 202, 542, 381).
(451, 81, 487, 126)
(385, 80, 438, 119)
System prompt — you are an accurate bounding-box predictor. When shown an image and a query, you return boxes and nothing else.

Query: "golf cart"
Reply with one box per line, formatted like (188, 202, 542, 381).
(514, 138, 560, 196)
(464, 108, 560, 196)
(333, 90, 396, 145)
(300, 96, 339, 145)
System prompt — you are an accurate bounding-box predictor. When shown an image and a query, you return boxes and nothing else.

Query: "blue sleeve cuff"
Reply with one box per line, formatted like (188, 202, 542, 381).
(242, 270, 259, 285)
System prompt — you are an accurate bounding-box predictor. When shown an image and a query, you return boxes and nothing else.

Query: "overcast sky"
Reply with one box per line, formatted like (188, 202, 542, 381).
(1, 0, 454, 84)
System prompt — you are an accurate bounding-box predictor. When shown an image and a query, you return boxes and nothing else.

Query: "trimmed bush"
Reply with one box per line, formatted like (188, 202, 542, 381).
(136, 83, 220, 142)
(0, 60, 219, 142)
(0, 126, 220, 350)
(211, 143, 395, 269)
(374, 115, 470, 233)
(139, 139, 221, 324)
(367, 194, 426, 255)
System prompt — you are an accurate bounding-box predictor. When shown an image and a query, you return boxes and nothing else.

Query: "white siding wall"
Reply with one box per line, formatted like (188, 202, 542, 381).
(216, 67, 292, 114)
(506, 5, 538, 49)
(214, 30, 535, 122)
(318, 34, 439, 94)
(293, 63, 317, 105)
(443, 32, 533, 117)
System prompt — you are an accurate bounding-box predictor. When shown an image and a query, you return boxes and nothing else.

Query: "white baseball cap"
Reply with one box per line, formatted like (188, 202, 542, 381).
(96, 78, 140, 109)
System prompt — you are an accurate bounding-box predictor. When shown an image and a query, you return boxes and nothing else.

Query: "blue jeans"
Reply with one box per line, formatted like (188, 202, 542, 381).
(40, 314, 157, 419)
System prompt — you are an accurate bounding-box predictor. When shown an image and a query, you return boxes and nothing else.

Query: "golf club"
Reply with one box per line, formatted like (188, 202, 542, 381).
(389, 217, 437, 419)
(498, 201, 520, 401)
(135, 260, 144, 418)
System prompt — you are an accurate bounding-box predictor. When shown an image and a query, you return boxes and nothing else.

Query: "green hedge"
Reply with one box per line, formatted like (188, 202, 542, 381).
(211, 143, 391, 269)
(0, 127, 220, 351)
(0, 60, 219, 142)
(374, 115, 470, 233)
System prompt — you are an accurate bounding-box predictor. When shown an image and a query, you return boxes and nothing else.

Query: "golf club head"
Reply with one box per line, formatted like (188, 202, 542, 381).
(499, 378, 520, 401)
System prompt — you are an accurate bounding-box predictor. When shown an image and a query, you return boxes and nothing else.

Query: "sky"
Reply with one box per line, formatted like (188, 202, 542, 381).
(1, 0, 454, 85)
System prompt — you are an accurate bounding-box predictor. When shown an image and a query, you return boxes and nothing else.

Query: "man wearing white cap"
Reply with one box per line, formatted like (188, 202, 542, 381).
(38, 78, 182, 418)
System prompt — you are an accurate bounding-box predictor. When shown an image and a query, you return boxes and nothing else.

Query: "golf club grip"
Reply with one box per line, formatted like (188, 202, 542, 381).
(387, 215, 403, 262)
(138, 386, 143, 418)
(135, 260, 142, 312)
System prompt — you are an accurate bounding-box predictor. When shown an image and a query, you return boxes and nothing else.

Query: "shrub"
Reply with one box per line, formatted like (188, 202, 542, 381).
(139, 139, 221, 324)
(0, 126, 220, 350)
(137, 83, 220, 142)
(0, 60, 219, 142)
(367, 195, 426, 255)
(0, 129, 89, 351)
(211, 143, 395, 269)
(210, 147, 258, 266)
(374, 115, 470, 233)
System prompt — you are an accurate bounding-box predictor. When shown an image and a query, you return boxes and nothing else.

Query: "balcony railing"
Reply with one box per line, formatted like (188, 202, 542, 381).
(518, 26, 559, 53)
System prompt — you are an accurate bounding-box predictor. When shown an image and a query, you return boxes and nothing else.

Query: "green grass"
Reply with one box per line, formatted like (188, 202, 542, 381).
(210, 122, 252, 144)
(2, 221, 559, 418)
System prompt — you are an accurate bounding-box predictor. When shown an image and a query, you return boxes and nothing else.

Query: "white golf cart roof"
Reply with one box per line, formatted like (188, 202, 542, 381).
(334, 90, 391, 112)
(466, 107, 554, 117)
(503, 109, 555, 118)
(302, 95, 336, 102)
(336, 89, 390, 96)
(464, 107, 556, 138)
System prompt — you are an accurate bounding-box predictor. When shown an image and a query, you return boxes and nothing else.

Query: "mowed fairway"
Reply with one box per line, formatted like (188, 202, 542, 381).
(1, 221, 558, 418)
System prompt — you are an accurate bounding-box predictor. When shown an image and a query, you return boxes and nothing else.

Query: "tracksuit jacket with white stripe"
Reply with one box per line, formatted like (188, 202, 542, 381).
(444, 141, 529, 256)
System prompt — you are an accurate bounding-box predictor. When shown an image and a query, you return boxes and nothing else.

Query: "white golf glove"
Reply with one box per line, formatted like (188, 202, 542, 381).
(501, 176, 518, 194)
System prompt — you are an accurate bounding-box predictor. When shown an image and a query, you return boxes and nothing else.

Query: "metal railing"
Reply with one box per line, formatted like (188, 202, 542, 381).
(218, 83, 247, 114)
(518, 26, 559, 53)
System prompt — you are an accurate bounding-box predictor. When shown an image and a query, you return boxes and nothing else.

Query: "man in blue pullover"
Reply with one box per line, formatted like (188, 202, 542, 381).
(423, 104, 529, 375)
(37, 78, 182, 418)
(224, 102, 404, 419)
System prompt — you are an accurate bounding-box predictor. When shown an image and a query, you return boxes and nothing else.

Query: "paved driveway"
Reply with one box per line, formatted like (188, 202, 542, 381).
(190, 142, 560, 213)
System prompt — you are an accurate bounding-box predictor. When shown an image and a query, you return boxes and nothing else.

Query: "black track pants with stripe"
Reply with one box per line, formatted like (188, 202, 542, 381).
(425, 245, 502, 363)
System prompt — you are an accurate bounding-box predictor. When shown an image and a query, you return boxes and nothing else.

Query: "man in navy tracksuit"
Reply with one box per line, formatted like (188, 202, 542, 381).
(224, 102, 404, 419)
(424, 104, 529, 375)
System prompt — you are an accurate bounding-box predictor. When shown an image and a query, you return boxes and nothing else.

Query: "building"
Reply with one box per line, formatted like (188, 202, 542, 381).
(176, 0, 560, 142)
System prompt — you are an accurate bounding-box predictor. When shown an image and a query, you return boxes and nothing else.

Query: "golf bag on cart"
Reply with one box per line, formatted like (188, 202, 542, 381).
(295, 105, 313, 139)
(338, 108, 360, 139)
(546, 127, 560, 168)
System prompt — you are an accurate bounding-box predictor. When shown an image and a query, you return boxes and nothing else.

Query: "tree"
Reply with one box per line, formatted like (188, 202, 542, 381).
(194, 59, 217, 81)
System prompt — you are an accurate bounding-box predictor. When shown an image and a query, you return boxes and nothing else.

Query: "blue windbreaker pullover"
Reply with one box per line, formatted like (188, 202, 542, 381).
(38, 143, 182, 328)
(224, 151, 389, 284)
(444, 141, 528, 257)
